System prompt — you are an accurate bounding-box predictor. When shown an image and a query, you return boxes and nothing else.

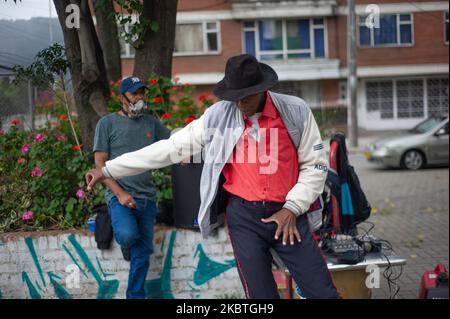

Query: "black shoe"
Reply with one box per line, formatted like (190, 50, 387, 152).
(121, 247, 131, 261)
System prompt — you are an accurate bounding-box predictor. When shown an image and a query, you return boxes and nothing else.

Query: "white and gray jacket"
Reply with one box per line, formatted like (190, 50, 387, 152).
(102, 91, 329, 238)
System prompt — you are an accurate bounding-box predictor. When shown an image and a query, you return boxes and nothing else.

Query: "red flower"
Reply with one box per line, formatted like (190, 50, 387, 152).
(11, 118, 21, 126)
(0, 129, 4, 134)
(161, 113, 172, 120)
(185, 116, 196, 125)
(17, 157, 26, 164)
(58, 114, 67, 121)
(149, 79, 158, 85)
(199, 95, 206, 102)
(111, 91, 116, 97)
(154, 97, 163, 103)
(73, 144, 82, 151)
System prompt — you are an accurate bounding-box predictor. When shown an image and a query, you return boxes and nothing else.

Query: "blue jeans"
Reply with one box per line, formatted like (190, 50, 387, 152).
(107, 196, 156, 299)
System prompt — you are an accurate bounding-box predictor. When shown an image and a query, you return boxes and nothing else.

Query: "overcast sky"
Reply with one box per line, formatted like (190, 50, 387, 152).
(0, 0, 56, 20)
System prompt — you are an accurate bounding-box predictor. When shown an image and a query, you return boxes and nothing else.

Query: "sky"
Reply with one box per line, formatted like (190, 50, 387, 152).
(0, 0, 56, 20)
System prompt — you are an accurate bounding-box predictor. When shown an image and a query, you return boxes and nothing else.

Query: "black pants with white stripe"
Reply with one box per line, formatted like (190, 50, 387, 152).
(225, 194, 340, 299)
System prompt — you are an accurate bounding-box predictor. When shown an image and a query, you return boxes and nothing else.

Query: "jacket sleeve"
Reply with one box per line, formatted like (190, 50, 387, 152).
(283, 107, 329, 217)
(102, 113, 206, 180)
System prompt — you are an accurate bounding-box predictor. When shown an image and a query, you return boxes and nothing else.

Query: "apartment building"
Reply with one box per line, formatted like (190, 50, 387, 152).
(118, 0, 449, 130)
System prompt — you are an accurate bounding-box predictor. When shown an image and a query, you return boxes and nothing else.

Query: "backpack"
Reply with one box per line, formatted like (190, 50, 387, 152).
(324, 132, 372, 233)
(347, 164, 371, 224)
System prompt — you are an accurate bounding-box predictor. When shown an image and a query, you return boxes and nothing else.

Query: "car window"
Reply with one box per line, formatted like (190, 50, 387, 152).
(409, 117, 445, 134)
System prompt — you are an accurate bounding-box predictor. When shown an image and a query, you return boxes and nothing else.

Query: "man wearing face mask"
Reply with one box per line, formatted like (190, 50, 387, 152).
(92, 76, 170, 299)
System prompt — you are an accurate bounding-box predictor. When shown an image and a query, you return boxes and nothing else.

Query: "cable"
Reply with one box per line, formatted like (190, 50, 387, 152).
(352, 220, 403, 299)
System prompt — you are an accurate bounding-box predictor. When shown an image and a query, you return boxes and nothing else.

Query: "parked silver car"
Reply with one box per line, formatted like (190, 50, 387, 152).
(364, 117, 449, 170)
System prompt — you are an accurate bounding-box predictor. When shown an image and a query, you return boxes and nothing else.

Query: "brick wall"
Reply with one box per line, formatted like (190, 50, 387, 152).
(0, 226, 243, 299)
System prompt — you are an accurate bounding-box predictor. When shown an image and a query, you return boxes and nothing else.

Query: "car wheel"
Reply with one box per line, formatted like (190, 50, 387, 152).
(401, 150, 425, 170)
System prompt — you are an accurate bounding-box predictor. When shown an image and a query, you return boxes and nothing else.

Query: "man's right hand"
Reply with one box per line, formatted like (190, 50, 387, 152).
(117, 191, 137, 209)
(85, 168, 105, 190)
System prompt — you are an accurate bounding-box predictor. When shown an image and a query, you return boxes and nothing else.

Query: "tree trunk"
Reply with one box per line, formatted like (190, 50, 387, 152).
(53, 0, 110, 151)
(133, 0, 178, 79)
(93, 0, 122, 83)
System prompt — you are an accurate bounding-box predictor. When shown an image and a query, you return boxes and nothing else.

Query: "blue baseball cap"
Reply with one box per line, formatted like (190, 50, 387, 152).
(119, 76, 147, 95)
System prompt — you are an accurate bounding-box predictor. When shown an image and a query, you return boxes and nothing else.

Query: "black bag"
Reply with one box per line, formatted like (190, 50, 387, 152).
(93, 204, 113, 250)
(347, 165, 371, 224)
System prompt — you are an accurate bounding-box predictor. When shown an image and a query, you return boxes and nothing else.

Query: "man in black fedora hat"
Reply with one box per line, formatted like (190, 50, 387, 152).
(86, 54, 340, 299)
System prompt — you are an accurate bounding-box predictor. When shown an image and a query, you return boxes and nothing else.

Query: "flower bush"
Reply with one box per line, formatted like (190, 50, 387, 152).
(108, 74, 215, 205)
(108, 73, 214, 129)
(0, 72, 215, 232)
(0, 113, 105, 233)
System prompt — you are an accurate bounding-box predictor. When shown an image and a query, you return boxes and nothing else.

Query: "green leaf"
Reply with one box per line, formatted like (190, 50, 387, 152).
(65, 198, 77, 214)
(150, 21, 159, 33)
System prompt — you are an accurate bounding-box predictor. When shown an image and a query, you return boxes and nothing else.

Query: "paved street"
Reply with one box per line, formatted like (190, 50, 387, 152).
(348, 151, 449, 299)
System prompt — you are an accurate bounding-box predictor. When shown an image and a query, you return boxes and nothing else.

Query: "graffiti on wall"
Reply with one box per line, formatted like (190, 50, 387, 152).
(21, 235, 120, 299)
(2, 230, 238, 299)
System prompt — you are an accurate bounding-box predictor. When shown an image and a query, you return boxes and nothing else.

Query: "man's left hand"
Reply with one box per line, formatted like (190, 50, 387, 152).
(261, 208, 301, 245)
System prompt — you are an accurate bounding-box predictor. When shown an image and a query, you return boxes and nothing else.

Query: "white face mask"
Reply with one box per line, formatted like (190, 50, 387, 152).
(125, 99, 147, 119)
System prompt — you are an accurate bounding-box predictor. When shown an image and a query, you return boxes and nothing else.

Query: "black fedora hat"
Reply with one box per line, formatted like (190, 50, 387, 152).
(213, 54, 278, 101)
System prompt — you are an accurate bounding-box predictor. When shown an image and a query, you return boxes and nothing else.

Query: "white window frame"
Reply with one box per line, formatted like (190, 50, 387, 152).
(173, 21, 222, 57)
(118, 20, 221, 58)
(242, 18, 328, 61)
(358, 13, 414, 48)
(364, 76, 449, 121)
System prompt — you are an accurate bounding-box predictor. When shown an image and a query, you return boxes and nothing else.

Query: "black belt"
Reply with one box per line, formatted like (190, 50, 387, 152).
(229, 194, 284, 208)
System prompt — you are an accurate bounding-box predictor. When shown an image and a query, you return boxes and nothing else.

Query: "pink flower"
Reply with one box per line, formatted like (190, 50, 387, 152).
(76, 189, 86, 200)
(22, 211, 34, 221)
(31, 166, 43, 177)
(11, 118, 21, 126)
(21, 144, 31, 156)
(34, 133, 46, 142)
(56, 134, 67, 142)
(17, 157, 26, 164)
(0, 129, 4, 134)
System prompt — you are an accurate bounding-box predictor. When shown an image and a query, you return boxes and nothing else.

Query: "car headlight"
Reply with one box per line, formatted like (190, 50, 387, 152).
(375, 145, 391, 156)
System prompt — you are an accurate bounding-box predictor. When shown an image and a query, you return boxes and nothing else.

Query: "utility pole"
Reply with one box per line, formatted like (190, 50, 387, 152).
(347, 0, 358, 147)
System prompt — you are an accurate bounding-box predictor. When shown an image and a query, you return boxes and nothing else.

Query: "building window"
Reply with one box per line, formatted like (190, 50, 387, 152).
(174, 22, 220, 56)
(272, 80, 321, 107)
(359, 14, 413, 47)
(366, 78, 449, 120)
(445, 12, 449, 44)
(366, 81, 394, 119)
(396, 79, 424, 118)
(243, 19, 326, 61)
(427, 78, 449, 117)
